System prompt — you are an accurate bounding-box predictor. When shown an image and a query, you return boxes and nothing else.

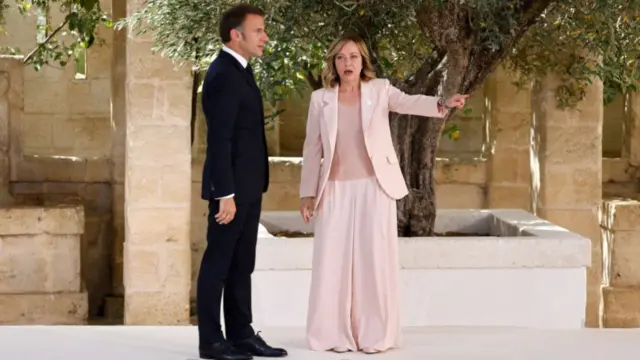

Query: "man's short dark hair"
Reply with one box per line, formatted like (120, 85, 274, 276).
(219, 3, 266, 43)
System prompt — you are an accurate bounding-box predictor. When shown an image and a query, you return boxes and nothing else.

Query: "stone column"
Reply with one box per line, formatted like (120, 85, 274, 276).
(105, 0, 127, 321)
(532, 74, 603, 327)
(484, 67, 532, 210)
(123, 0, 192, 324)
(623, 92, 640, 167)
(0, 57, 22, 206)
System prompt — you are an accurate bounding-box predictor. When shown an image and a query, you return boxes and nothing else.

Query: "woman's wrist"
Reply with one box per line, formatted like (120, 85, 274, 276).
(438, 97, 452, 110)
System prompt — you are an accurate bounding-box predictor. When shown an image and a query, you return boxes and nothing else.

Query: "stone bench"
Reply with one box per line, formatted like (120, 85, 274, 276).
(252, 209, 591, 329)
(601, 198, 640, 327)
(0, 205, 87, 324)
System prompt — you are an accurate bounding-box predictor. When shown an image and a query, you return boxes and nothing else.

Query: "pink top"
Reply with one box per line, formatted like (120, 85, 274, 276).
(328, 100, 376, 181)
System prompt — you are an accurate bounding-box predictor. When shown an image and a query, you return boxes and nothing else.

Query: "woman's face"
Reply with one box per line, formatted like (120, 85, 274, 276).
(334, 41, 362, 82)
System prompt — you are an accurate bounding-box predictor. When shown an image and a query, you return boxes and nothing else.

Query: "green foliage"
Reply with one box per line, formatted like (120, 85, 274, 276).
(0, 1, 9, 31)
(117, 0, 432, 111)
(4, 0, 640, 110)
(508, 0, 640, 107)
(114, 0, 640, 112)
(1, 0, 111, 70)
(113, 0, 223, 71)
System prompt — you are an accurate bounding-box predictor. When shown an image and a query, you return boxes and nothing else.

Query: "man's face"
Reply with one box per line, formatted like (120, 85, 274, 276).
(234, 14, 269, 58)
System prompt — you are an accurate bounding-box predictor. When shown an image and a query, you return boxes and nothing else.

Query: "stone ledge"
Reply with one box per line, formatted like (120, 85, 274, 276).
(0, 205, 84, 235)
(606, 230, 640, 287)
(602, 198, 640, 231)
(0, 292, 88, 325)
(263, 156, 487, 185)
(257, 210, 591, 270)
(10, 155, 111, 183)
(603, 286, 640, 328)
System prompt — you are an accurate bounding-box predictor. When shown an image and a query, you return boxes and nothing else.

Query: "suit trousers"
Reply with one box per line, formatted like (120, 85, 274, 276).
(197, 197, 261, 344)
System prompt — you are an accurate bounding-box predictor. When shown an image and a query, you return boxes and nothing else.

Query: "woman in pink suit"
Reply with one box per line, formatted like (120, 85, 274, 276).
(299, 33, 468, 354)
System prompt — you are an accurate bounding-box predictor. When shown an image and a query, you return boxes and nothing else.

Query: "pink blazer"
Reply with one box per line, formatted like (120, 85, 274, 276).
(299, 78, 445, 208)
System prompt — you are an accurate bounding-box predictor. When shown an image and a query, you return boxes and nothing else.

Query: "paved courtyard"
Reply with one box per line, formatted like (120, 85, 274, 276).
(1, 326, 639, 360)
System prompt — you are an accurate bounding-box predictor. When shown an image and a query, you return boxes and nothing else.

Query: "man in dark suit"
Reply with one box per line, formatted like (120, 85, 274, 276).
(197, 4, 287, 360)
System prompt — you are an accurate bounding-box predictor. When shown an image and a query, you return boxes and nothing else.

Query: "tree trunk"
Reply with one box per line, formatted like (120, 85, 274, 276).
(190, 69, 201, 146)
(392, 111, 448, 237)
(392, 0, 552, 237)
(393, 49, 470, 237)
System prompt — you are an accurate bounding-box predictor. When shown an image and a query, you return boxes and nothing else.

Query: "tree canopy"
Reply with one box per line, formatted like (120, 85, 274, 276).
(115, 0, 640, 108)
(3, 0, 640, 235)
(6, 0, 639, 112)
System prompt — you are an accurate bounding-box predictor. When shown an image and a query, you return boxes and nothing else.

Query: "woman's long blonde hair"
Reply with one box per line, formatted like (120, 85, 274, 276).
(321, 33, 377, 89)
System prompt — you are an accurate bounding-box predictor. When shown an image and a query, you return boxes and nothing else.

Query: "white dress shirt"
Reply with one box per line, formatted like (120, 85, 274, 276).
(223, 46, 248, 68)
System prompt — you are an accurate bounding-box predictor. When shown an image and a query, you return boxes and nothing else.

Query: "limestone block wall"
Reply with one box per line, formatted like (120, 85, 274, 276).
(603, 158, 640, 198)
(0, 56, 22, 206)
(601, 199, 640, 327)
(604, 95, 625, 158)
(120, 0, 193, 325)
(0, 0, 113, 159)
(602, 92, 640, 199)
(0, 55, 114, 318)
(9, 182, 113, 317)
(0, 1, 116, 319)
(0, 205, 88, 324)
(532, 72, 604, 327)
(484, 67, 532, 210)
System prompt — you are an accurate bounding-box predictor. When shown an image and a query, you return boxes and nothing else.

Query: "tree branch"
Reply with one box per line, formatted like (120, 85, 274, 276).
(405, 49, 446, 94)
(461, 0, 554, 93)
(304, 68, 323, 90)
(23, 18, 69, 64)
(417, 1, 466, 49)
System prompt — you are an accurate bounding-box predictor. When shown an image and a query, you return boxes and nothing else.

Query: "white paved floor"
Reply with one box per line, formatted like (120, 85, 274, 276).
(1, 326, 639, 360)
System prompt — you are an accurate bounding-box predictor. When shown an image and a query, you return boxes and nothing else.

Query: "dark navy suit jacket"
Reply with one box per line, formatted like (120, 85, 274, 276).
(200, 51, 269, 204)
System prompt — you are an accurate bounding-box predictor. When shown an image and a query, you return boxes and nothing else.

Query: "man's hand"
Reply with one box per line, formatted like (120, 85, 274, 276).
(215, 197, 237, 225)
(300, 197, 316, 224)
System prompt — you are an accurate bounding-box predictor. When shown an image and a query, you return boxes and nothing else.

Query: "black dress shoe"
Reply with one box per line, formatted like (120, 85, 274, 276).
(232, 332, 288, 358)
(199, 341, 253, 360)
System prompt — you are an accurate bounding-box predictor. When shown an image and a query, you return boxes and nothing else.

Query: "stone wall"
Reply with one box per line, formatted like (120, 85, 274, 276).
(0, 55, 114, 318)
(532, 71, 604, 327)
(0, 56, 22, 206)
(604, 96, 625, 158)
(0, 0, 115, 319)
(0, 205, 88, 324)
(0, 0, 112, 159)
